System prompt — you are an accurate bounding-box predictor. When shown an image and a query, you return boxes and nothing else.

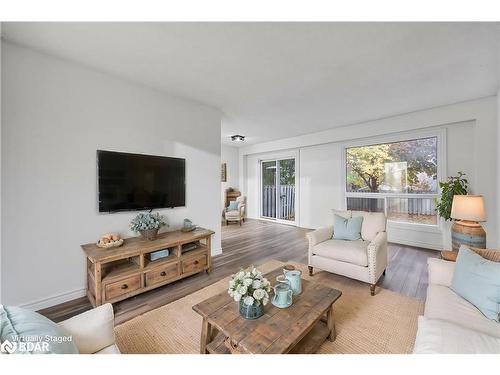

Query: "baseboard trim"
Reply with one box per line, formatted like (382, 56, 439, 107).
(20, 287, 87, 311)
(212, 247, 223, 256)
(389, 237, 442, 251)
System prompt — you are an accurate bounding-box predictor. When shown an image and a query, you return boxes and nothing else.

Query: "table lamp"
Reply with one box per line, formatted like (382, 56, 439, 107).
(450, 195, 486, 251)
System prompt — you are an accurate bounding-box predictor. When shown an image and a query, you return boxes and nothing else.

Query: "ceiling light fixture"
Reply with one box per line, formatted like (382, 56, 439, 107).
(231, 135, 245, 142)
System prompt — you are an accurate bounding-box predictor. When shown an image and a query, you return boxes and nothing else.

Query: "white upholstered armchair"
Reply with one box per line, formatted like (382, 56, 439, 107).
(58, 303, 119, 354)
(306, 210, 388, 296)
(224, 196, 246, 226)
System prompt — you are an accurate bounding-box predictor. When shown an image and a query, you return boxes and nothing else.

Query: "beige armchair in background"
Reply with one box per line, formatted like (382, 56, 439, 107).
(224, 196, 246, 226)
(306, 210, 387, 296)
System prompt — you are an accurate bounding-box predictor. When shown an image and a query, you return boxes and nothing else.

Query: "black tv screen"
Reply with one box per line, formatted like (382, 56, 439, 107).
(97, 150, 185, 212)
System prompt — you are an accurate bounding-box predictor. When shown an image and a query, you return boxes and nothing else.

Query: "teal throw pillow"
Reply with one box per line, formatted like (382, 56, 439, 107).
(332, 214, 363, 241)
(228, 201, 239, 210)
(451, 246, 500, 322)
(0, 305, 79, 354)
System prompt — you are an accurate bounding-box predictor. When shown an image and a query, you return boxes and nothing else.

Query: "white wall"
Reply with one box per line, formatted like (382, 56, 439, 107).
(241, 97, 498, 250)
(498, 91, 500, 238)
(497, 42, 500, 240)
(299, 143, 343, 229)
(1, 42, 222, 309)
(0, 24, 3, 304)
(221, 145, 239, 208)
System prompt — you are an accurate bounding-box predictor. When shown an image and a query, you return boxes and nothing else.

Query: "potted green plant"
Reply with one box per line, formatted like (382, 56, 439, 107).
(130, 212, 167, 240)
(436, 172, 469, 220)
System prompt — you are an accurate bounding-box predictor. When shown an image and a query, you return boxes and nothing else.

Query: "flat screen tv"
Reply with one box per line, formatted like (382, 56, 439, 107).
(97, 150, 185, 212)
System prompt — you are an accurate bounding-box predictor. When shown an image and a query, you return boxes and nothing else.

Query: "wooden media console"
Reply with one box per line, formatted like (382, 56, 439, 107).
(81, 228, 214, 307)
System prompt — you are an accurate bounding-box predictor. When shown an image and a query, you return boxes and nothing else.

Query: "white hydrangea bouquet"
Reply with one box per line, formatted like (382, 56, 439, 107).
(228, 266, 271, 307)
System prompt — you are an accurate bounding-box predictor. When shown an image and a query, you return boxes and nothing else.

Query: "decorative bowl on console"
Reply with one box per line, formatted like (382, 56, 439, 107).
(96, 233, 123, 248)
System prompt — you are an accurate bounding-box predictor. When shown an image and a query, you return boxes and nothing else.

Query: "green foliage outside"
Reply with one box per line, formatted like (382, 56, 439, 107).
(262, 159, 295, 186)
(346, 137, 437, 193)
(279, 159, 295, 185)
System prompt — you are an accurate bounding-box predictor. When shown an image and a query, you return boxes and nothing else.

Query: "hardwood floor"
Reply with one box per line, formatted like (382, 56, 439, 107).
(39, 219, 438, 324)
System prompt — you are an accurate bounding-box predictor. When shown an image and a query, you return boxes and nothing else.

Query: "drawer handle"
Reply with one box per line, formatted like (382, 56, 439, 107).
(160, 271, 167, 276)
(121, 284, 128, 290)
(194, 260, 199, 265)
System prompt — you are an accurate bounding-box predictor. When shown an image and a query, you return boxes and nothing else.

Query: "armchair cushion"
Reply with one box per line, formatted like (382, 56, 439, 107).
(225, 210, 241, 218)
(351, 211, 386, 242)
(312, 239, 369, 267)
(228, 201, 239, 210)
(58, 303, 116, 354)
(332, 214, 363, 241)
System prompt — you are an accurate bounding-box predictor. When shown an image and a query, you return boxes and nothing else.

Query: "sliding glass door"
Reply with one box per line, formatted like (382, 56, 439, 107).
(261, 158, 296, 223)
(278, 159, 296, 222)
(261, 161, 277, 218)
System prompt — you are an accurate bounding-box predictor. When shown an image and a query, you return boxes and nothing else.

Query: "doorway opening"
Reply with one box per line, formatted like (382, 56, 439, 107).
(260, 158, 296, 224)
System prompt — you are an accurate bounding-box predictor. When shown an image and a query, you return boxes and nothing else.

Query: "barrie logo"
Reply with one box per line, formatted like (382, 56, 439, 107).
(1, 340, 17, 354)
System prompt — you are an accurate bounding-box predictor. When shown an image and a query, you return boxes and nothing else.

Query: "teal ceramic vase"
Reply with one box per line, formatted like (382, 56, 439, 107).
(239, 300, 264, 320)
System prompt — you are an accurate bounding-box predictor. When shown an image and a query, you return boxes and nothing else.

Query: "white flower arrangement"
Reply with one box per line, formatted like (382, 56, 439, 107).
(228, 266, 271, 307)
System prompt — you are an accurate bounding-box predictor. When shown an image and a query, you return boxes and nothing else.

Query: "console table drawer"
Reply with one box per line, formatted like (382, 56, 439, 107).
(145, 262, 179, 286)
(182, 253, 207, 274)
(105, 275, 141, 300)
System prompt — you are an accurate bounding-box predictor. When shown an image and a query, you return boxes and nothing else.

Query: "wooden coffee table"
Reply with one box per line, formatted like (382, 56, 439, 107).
(192, 267, 342, 354)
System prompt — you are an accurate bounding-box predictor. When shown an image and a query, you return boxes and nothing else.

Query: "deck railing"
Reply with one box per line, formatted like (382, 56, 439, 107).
(346, 196, 437, 225)
(262, 185, 295, 220)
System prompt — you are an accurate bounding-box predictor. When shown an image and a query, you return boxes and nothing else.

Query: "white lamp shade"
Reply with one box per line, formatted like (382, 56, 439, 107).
(451, 195, 486, 222)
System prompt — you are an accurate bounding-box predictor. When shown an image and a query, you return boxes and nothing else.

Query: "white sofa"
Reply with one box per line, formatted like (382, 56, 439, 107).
(413, 258, 500, 354)
(58, 303, 120, 354)
(306, 210, 387, 296)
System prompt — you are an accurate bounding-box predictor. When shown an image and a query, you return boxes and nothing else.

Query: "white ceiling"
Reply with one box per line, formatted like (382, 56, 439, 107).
(3, 22, 499, 146)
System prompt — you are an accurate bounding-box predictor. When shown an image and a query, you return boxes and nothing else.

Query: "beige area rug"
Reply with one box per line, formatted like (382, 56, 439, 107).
(115, 260, 424, 354)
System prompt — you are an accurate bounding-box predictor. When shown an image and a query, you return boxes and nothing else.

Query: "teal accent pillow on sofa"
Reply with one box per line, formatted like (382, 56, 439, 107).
(332, 214, 363, 241)
(0, 305, 79, 354)
(451, 246, 500, 322)
(228, 201, 239, 210)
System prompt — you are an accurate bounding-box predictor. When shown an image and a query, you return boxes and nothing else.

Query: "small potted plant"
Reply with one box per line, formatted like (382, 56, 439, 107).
(130, 212, 167, 241)
(228, 266, 271, 320)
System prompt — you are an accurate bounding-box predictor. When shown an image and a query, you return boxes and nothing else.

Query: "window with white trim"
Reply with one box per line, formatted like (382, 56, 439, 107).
(345, 136, 438, 226)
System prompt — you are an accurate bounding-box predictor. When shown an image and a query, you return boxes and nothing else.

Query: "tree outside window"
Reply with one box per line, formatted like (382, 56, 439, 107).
(346, 137, 437, 194)
(346, 136, 438, 225)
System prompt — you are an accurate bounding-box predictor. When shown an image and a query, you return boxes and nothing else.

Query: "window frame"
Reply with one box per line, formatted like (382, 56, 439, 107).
(342, 128, 446, 228)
